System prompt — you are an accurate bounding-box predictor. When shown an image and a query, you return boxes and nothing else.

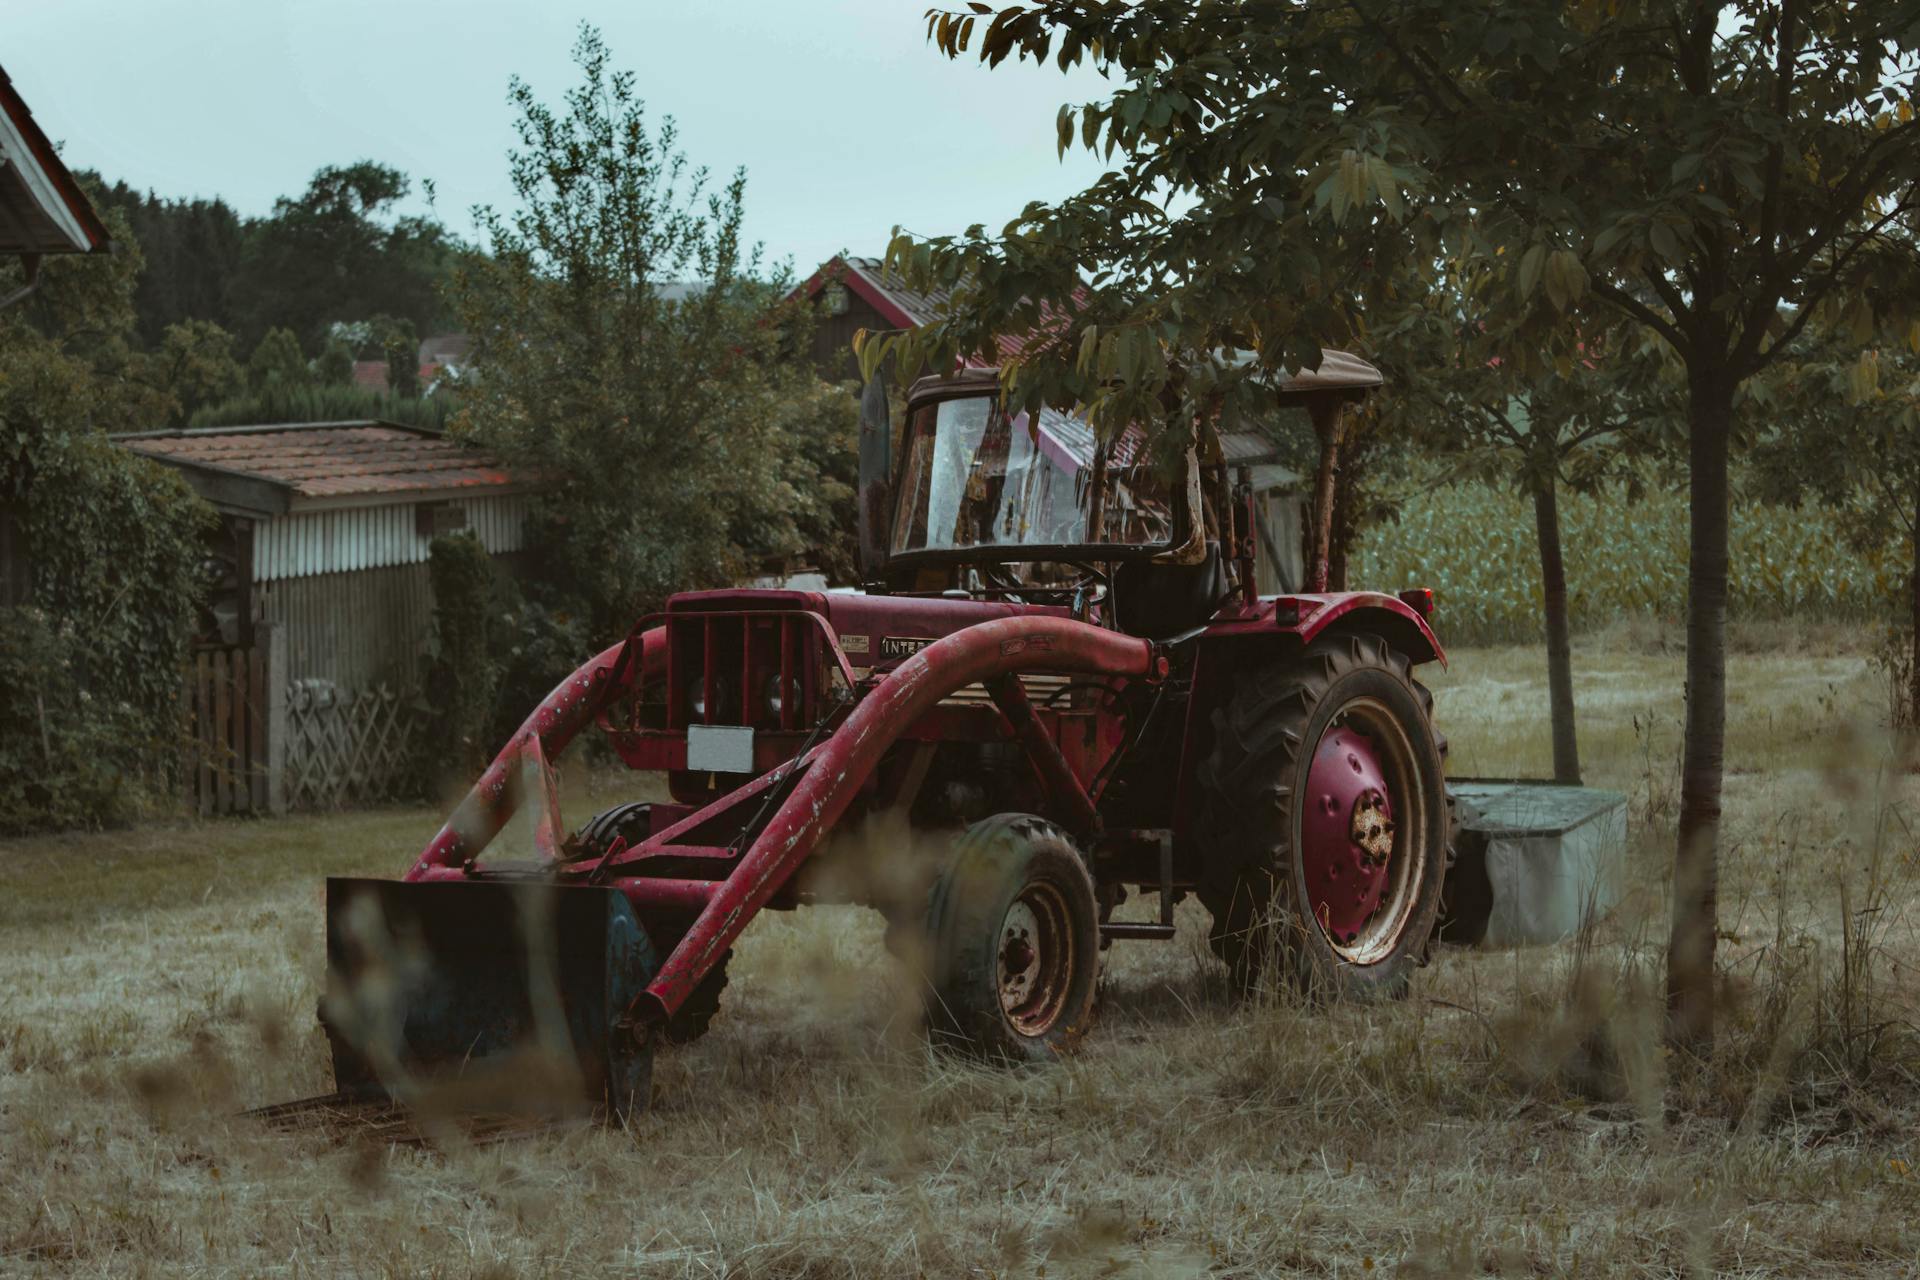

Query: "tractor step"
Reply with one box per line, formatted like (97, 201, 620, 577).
(1100, 921, 1177, 941)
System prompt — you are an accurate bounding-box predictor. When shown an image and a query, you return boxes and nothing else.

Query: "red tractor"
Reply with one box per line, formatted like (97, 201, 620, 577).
(316, 355, 1450, 1114)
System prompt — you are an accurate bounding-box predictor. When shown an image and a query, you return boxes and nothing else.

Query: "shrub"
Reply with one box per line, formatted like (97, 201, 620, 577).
(188, 383, 454, 431)
(0, 609, 155, 832)
(422, 533, 501, 780)
(0, 350, 213, 832)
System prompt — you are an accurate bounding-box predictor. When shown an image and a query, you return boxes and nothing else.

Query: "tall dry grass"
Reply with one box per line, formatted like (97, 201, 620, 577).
(2, 630, 1917, 1276)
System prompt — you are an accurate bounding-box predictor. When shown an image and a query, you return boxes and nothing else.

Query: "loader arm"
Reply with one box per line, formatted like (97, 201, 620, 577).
(629, 615, 1161, 1026)
(404, 625, 666, 880)
(363, 612, 1156, 1106)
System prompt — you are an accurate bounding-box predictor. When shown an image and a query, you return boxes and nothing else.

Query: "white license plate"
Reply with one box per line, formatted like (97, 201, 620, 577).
(686, 724, 755, 774)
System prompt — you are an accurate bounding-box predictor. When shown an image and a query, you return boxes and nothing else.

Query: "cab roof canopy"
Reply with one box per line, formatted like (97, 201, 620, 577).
(0, 64, 111, 257)
(907, 349, 1383, 406)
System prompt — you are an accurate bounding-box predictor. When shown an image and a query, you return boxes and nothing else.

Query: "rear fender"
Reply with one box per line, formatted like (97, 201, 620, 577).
(1297, 596, 1445, 667)
(1200, 593, 1444, 667)
(1169, 595, 1443, 844)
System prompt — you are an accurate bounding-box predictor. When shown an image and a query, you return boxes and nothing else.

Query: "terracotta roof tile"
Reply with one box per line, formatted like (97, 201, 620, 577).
(120, 423, 519, 500)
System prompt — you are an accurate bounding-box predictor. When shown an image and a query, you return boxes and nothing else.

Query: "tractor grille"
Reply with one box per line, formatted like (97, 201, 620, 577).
(940, 673, 1074, 708)
(666, 610, 822, 732)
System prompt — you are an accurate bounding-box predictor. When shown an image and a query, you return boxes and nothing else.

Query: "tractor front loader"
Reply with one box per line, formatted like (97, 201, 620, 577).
(306, 355, 1453, 1118)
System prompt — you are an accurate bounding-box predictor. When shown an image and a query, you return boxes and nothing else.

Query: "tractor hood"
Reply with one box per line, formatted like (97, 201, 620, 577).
(666, 588, 1069, 669)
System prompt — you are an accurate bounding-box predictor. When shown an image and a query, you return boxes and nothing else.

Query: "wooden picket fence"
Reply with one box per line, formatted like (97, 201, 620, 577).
(182, 634, 281, 816)
(284, 682, 420, 809)
(181, 622, 421, 815)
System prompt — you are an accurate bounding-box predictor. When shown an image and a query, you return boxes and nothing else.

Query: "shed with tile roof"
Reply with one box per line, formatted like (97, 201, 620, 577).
(117, 420, 538, 690)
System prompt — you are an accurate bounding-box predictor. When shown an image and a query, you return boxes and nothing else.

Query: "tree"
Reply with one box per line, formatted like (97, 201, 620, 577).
(247, 327, 311, 396)
(381, 316, 420, 398)
(1370, 279, 1662, 786)
(229, 161, 455, 350)
(87, 178, 245, 345)
(874, 2, 1920, 1053)
(123, 319, 245, 428)
(314, 334, 355, 387)
(451, 25, 839, 636)
(1756, 340, 1920, 728)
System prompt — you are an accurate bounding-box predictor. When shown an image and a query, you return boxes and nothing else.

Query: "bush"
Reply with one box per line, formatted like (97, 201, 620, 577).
(0, 352, 213, 832)
(0, 609, 157, 832)
(188, 383, 454, 431)
(422, 533, 500, 780)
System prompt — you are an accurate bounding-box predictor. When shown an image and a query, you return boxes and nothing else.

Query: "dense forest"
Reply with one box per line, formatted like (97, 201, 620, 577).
(78, 160, 462, 429)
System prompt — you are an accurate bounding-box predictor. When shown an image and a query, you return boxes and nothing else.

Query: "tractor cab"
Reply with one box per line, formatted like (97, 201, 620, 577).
(864, 367, 1189, 611)
(861, 356, 1385, 638)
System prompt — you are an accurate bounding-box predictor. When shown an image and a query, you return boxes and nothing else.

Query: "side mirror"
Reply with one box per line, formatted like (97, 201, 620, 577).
(856, 375, 892, 582)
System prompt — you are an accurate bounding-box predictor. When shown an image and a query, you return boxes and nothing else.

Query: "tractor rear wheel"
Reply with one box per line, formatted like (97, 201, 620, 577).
(921, 814, 1100, 1062)
(1196, 633, 1447, 999)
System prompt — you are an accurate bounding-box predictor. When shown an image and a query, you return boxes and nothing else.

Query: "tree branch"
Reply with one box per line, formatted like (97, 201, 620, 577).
(1592, 280, 1690, 356)
(1749, 193, 1920, 373)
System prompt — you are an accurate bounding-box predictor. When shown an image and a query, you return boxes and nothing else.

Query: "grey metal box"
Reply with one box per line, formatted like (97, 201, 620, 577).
(1440, 780, 1628, 948)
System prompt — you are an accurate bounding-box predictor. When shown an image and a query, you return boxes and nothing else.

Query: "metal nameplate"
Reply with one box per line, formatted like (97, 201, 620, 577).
(686, 724, 755, 774)
(880, 636, 933, 660)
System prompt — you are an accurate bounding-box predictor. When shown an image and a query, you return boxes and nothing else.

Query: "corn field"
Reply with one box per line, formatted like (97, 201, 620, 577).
(1354, 480, 1909, 645)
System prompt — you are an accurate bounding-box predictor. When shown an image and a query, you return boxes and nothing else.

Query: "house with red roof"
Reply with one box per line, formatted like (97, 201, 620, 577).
(0, 64, 112, 268)
(118, 421, 536, 692)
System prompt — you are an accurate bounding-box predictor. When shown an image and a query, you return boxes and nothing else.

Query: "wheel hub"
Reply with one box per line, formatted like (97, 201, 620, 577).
(997, 888, 1074, 1036)
(1300, 726, 1396, 947)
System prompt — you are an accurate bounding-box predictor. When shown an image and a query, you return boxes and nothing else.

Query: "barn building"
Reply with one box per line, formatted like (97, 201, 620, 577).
(117, 420, 535, 692)
(792, 255, 1308, 592)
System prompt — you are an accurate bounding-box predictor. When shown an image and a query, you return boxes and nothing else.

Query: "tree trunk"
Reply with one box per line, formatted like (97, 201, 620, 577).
(1666, 374, 1732, 1055)
(1328, 457, 1354, 592)
(1910, 484, 1919, 730)
(1306, 396, 1344, 593)
(1532, 474, 1582, 785)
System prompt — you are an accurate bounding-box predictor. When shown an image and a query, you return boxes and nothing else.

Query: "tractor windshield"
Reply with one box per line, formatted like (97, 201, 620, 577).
(889, 395, 1175, 557)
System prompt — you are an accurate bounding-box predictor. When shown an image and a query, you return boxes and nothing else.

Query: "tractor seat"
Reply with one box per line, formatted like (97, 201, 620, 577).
(1111, 544, 1229, 639)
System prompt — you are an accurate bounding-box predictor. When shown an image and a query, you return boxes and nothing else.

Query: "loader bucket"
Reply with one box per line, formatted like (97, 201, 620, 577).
(319, 878, 656, 1118)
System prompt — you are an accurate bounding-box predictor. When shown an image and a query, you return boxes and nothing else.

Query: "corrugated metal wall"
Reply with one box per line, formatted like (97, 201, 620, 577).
(253, 493, 531, 583)
(257, 561, 435, 688)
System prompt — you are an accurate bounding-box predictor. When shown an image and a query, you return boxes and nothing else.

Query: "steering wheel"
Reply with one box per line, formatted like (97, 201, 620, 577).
(982, 564, 1109, 618)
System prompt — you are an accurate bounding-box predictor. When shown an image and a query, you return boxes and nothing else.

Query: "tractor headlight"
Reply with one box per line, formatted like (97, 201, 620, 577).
(686, 677, 708, 721)
(765, 674, 786, 720)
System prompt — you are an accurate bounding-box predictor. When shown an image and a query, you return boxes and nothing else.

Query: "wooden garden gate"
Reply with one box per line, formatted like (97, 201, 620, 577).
(182, 624, 286, 816)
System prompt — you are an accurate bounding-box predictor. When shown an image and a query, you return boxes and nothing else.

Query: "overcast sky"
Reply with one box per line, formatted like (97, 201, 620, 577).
(7, 0, 1116, 277)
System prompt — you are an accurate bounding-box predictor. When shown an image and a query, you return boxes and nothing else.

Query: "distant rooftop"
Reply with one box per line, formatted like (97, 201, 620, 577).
(795, 255, 1078, 365)
(117, 421, 525, 516)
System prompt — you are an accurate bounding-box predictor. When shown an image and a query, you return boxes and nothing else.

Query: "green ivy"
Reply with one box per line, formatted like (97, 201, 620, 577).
(0, 337, 214, 833)
(423, 532, 502, 781)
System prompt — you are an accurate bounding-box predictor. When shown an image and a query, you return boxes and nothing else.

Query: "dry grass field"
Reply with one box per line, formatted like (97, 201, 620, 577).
(4, 624, 1919, 1277)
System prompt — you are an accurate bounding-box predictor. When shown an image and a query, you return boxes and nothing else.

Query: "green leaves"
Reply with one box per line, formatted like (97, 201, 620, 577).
(1517, 243, 1548, 301)
(1543, 249, 1588, 313)
(454, 25, 848, 634)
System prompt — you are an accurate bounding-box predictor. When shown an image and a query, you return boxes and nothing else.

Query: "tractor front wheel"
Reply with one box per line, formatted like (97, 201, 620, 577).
(920, 815, 1100, 1062)
(1196, 633, 1447, 999)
